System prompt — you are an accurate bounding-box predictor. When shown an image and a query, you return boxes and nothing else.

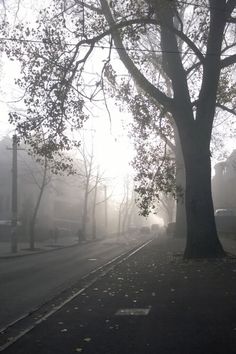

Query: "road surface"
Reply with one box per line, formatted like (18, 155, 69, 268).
(0, 237, 146, 330)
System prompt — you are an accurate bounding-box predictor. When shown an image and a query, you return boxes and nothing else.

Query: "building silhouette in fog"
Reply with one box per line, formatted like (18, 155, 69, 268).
(0, 136, 128, 242)
(0, 137, 82, 241)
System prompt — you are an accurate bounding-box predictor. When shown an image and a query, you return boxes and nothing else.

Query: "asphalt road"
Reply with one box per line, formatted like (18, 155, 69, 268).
(0, 237, 145, 330)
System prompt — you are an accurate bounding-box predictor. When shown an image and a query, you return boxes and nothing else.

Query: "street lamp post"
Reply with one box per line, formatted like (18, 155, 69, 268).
(7, 134, 24, 253)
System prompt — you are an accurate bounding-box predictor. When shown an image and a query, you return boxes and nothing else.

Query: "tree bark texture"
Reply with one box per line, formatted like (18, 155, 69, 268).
(174, 124, 186, 238)
(182, 137, 225, 258)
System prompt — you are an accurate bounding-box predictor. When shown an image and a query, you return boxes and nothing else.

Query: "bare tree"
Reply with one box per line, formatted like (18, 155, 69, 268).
(28, 156, 51, 250)
(76, 135, 106, 241)
(117, 175, 135, 237)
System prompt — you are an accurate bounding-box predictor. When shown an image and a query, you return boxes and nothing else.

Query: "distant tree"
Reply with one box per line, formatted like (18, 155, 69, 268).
(121, 181, 134, 235)
(117, 175, 135, 237)
(76, 144, 95, 241)
(91, 169, 99, 240)
(19, 139, 73, 249)
(117, 191, 126, 239)
(156, 193, 176, 225)
(92, 183, 113, 239)
(76, 136, 105, 240)
(27, 156, 51, 250)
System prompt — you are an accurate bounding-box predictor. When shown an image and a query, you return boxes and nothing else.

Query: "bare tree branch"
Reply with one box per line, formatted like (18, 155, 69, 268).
(227, 16, 236, 23)
(221, 53, 236, 68)
(226, 0, 236, 17)
(216, 102, 236, 115)
(99, 0, 174, 112)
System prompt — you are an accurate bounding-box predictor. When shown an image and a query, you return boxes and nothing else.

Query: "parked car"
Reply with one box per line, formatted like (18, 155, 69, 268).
(215, 209, 236, 236)
(127, 226, 139, 235)
(215, 209, 235, 216)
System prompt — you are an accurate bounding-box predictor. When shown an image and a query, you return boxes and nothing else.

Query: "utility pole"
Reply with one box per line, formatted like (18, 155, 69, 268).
(104, 185, 108, 237)
(7, 134, 24, 253)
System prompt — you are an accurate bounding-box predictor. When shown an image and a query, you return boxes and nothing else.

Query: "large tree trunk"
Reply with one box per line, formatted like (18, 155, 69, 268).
(174, 124, 186, 238)
(175, 196, 186, 238)
(183, 141, 225, 258)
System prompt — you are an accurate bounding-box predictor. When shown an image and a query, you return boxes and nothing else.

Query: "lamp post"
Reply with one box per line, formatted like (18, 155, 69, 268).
(7, 134, 24, 253)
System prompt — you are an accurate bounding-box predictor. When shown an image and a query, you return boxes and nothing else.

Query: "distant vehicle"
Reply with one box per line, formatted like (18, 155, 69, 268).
(128, 226, 139, 235)
(140, 226, 151, 234)
(215, 209, 235, 217)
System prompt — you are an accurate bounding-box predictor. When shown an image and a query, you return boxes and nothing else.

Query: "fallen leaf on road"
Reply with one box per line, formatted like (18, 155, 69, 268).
(84, 337, 91, 342)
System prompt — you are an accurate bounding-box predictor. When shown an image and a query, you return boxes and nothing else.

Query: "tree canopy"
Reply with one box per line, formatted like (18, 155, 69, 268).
(5, 0, 236, 258)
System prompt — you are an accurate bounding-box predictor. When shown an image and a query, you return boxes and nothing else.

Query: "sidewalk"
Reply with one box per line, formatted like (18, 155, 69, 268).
(0, 233, 141, 258)
(2, 236, 236, 354)
(0, 235, 79, 258)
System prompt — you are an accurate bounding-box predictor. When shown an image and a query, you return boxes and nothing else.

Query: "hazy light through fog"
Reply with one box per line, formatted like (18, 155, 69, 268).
(0, 0, 235, 196)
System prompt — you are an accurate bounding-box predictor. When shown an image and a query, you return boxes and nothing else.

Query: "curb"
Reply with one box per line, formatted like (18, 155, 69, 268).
(0, 241, 83, 259)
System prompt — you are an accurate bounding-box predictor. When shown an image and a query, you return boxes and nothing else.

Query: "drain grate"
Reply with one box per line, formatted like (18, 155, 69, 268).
(115, 308, 151, 316)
